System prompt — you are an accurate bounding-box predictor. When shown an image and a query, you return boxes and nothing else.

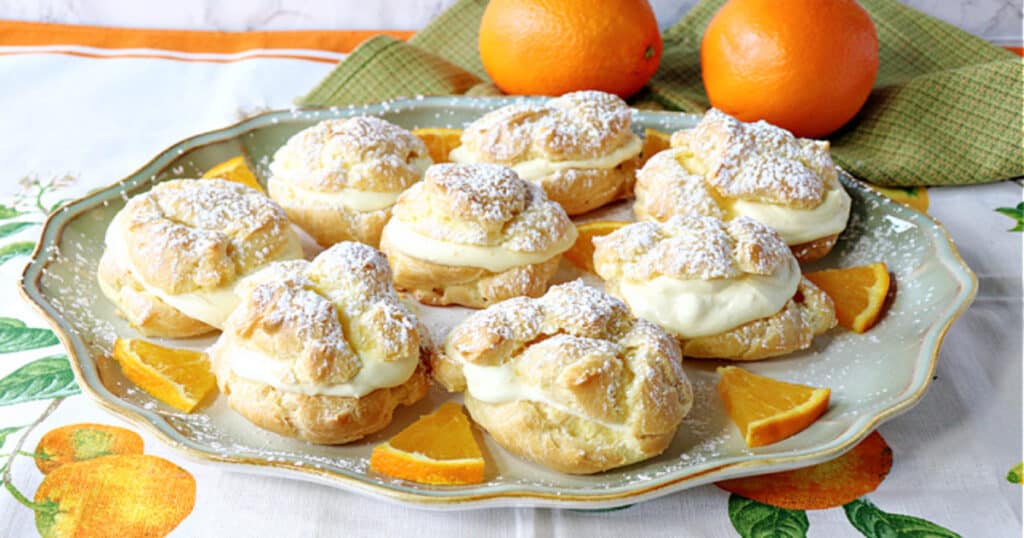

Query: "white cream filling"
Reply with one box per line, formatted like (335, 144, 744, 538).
(449, 135, 643, 181)
(274, 179, 402, 212)
(223, 343, 419, 398)
(105, 211, 303, 329)
(457, 358, 629, 432)
(617, 255, 801, 339)
(729, 186, 852, 245)
(382, 217, 577, 272)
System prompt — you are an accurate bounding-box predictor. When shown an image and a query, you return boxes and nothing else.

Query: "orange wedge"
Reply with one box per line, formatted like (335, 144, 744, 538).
(370, 402, 485, 485)
(805, 262, 891, 333)
(640, 128, 671, 166)
(563, 221, 630, 273)
(113, 338, 216, 413)
(869, 185, 929, 213)
(412, 128, 463, 164)
(202, 156, 264, 192)
(717, 366, 831, 448)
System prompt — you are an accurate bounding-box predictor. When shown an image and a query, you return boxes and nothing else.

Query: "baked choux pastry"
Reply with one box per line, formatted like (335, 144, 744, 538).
(98, 179, 302, 338)
(378, 163, 577, 308)
(268, 116, 432, 247)
(434, 280, 693, 474)
(593, 215, 837, 361)
(634, 108, 852, 262)
(449, 90, 641, 215)
(210, 242, 431, 444)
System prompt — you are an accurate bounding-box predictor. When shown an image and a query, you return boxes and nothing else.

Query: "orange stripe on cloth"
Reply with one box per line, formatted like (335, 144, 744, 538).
(0, 49, 346, 64)
(1007, 47, 1024, 56)
(0, 20, 412, 54)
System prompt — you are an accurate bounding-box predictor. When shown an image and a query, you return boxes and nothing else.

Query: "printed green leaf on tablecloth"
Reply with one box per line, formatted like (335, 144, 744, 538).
(0, 356, 80, 406)
(0, 425, 24, 448)
(0, 222, 35, 239)
(996, 202, 1024, 232)
(0, 205, 22, 219)
(728, 494, 809, 538)
(843, 499, 960, 537)
(0, 242, 35, 266)
(0, 318, 58, 354)
(1008, 462, 1023, 484)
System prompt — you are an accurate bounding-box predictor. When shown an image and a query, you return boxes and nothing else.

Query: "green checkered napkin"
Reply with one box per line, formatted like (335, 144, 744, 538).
(299, 0, 1023, 186)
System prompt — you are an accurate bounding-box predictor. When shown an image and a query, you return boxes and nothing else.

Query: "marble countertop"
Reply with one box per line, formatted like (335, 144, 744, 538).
(0, 0, 1021, 44)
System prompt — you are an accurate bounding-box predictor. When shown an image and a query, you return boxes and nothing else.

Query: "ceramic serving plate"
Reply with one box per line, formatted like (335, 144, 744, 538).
(20, 97, 976, 510)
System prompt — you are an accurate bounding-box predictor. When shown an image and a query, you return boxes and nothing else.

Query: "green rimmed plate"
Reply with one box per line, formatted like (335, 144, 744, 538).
(19, 97, 976, 510)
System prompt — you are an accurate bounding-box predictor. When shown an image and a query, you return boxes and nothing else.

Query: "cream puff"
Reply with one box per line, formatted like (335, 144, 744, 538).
(449, 90, 642, 215)
(593, 215, 837, 360)
(210, 242, 430, 444)
(378, 163, 577, 308)
(98, 179, 302, 338)
(268, 116, 432, 247)
(634, 108, 852, 262)
(434, 280, 693, 474)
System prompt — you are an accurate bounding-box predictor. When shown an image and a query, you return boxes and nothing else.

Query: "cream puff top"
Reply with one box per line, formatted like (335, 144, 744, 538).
(593, 215, 801, 339)
(103, 179, 302, 328)
(211, 242, 424, 398)
(268, 116, 432, 212)
(449, 90, 642, 180)
(635, 108, 851, 245)
(380, 163, 577, 272)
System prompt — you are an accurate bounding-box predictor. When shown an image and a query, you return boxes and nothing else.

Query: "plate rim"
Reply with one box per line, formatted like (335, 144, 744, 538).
(18, 96, 979, 510)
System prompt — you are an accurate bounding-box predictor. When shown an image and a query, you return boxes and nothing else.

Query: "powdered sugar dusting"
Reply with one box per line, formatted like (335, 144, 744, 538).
(635, 148, 724, 222)
(672, 109, 835, 208)
(460, 90, 635, 163)
(390, 163, 574, 251)
(122, 178, 296, 293)
(593, 214, 791, 281)
(222, 242, 421, 384)
(269, 116, 430, 192)
(429, 163, 526, 225)
(446, 280, 690, 430)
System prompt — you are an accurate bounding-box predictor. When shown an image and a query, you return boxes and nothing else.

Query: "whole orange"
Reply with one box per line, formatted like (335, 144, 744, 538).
(701, 0, 879, 138)
(479, 0, 662, 98)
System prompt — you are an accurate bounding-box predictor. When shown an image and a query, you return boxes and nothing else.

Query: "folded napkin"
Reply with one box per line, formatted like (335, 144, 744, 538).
(298, 0, 1023, 187)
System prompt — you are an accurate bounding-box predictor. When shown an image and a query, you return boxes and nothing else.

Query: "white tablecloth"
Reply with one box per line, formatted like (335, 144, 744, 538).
(0, 38, 1020, 538)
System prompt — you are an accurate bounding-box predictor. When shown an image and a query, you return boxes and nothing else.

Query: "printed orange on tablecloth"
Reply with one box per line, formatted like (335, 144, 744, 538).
(716, 431, 893, 510)
(33, 454, 196, 537)
(35, 423, 144, 474)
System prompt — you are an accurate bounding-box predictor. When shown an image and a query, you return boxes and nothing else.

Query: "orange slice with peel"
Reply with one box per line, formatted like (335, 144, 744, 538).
(370, 402, 485, 485)
(113, 338, 216, 413)
(563, 220, 629, 273)
(202, 156, 264, 192)
(869, 185, 929, 213)
(412, 128, 463, 164)
(717, 366, 831, 448)
(640, 128, 671, 166)
(805, 262, 891, 333)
